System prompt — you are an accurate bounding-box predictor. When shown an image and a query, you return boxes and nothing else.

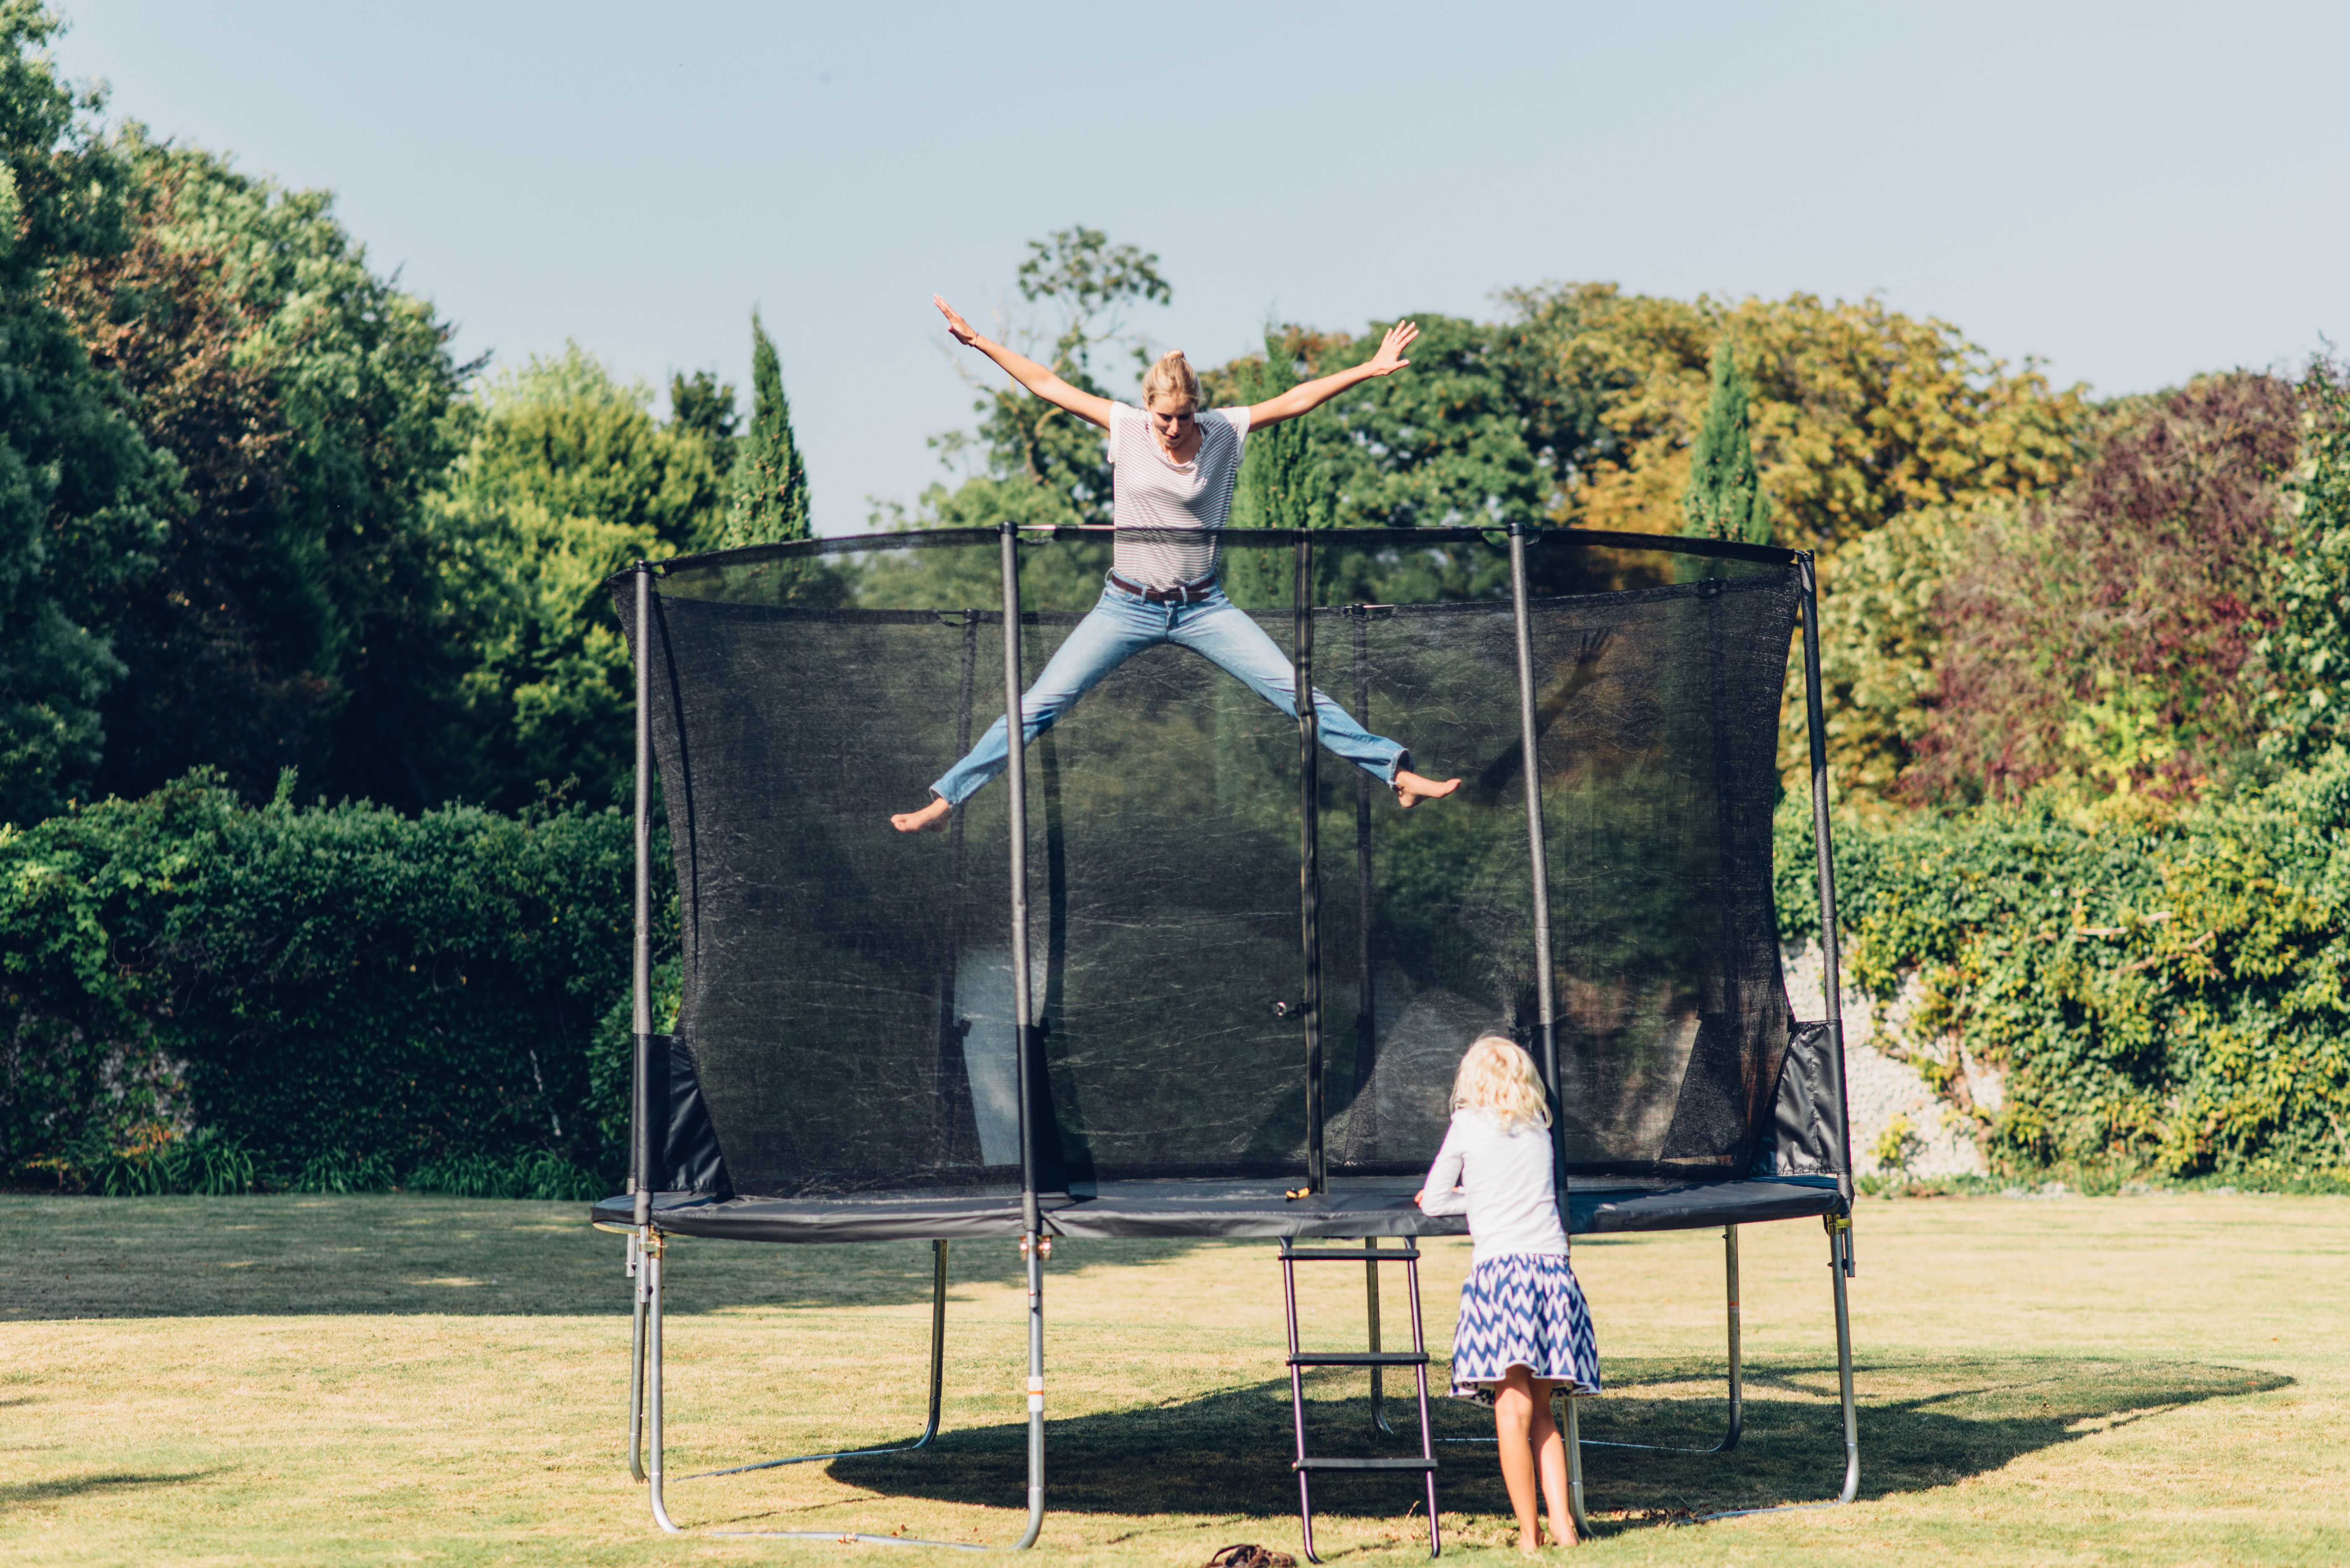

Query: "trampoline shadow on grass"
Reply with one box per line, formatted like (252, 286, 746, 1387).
(692, 1355, 2287, 1532)
(0, 1470, 219, 1512)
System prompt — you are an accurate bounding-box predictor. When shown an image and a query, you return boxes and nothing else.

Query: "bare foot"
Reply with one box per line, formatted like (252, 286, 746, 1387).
(1393, 769, 1462, 809)
(890, 797, 952, 833)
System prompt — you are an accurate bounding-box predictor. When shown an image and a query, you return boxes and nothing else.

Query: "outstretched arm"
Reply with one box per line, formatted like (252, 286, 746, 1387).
(1246, 320, 1419, 430)
(934, 295, 1115, 430)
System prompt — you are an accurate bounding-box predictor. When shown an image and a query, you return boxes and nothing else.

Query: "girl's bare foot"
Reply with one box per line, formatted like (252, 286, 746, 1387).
(890, 797, 952, 833)
(1393, 769, 1462, 809)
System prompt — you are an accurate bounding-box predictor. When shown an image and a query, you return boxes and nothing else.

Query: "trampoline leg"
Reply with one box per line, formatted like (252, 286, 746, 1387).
(1575, 1225, 1745, 1457)
(628, 1229, 648, 1482)
(676, 1239, 951, 1478)
(924, 1239, 948, 1445)
(1015, 1232, 1047, 1550)
(1829, 1216, 1859, 1504)
(645, 1233, 679, 1534)
(1676, 1216, 1862, 1526)
(1563, 1393, 1589, 1539)
(1723, 1224, 1744, 1453)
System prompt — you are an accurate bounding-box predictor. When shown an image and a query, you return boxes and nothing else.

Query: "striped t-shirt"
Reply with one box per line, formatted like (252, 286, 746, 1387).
(1103, 402, 1251, 590)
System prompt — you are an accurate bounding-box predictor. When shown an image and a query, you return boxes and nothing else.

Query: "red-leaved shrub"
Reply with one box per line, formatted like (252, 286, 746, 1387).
(1912, 373, 2303, 805)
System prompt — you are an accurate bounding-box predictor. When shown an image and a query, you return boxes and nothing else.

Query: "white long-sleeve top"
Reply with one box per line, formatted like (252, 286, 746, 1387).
(1418, 1109, 1569, 1265)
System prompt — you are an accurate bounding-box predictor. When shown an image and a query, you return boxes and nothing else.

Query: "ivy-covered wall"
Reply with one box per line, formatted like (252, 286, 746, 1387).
(1777, 750, 2350, 1183)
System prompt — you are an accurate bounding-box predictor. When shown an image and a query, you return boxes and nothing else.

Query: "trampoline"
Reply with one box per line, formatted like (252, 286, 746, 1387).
(593, 522, 1859, 1550)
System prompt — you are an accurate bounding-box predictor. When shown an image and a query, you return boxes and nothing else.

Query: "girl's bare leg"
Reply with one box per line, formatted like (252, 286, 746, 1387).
(1529, 1378, 1576, 1546)
(890, 796, 952, 833)
(1491, 1367, 1543, 1553)
(1394, 769, 1461, 809)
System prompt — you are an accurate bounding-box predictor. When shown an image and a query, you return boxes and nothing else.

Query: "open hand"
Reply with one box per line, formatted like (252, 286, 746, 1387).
(1412, 1188, 1428, 1210)
(1366, 319, 1418, 376)
(934, 294, 980, 348)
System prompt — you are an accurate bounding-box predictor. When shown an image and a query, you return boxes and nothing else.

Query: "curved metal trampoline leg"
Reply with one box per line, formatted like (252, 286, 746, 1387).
(1577, 1224, 1744, 1457)
(1015, 1232, 1047, 1549)
(629, 1228, 648, 1482)
(1723, 1224, 1744, 1453)
(682, 1238, 951, 1478)
(1563, 1392, 1589, 1538)
(1830, 1216, 1859, 1503)
(1682, 1213, 1859, 1526)
(924, 1238, 948, 1445)
(695, 1239, 1002, 1550)
(646, 1234, 679, 1534)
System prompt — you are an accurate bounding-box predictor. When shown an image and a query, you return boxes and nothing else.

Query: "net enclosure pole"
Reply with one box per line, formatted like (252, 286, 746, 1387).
(998, 522, 1047, 1550)
(1000, 522, 1040, 1231)
(631, 562, 655, 1228)
(1350, 608, 1377, 1165)
(1797, 555, 1858, 1225)
(1295, 530, 1326, 1193)
(1505, 524, 1563, 1189)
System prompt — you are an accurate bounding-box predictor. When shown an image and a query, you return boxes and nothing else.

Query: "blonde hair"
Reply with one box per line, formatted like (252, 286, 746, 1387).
(1141, 349, 1201, 412)
(1450, 1034, 1551, 1135)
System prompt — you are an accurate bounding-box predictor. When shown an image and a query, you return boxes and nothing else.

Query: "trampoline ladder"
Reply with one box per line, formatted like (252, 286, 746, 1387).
(1279, 1239, 1439, 1561)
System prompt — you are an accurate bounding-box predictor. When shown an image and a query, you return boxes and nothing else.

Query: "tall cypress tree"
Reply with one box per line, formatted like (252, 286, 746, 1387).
(1682, 343, 1771, 544)
(1226, 330, 1335, 605)
(717, 311, 811, 548)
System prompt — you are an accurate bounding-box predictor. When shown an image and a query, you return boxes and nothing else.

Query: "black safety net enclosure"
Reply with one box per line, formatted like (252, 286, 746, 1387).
(603, 526, 1847, 1228)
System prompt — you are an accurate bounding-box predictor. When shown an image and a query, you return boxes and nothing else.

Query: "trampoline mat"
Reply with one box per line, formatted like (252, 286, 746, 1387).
(590, 1174, 1843, 1244)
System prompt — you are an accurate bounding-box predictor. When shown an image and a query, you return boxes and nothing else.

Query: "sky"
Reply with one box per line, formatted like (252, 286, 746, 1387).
(49, 1, 2350, 536)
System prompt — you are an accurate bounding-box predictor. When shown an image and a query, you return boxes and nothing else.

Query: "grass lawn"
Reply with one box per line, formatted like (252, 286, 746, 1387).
(2, 1190, 2344, 1565)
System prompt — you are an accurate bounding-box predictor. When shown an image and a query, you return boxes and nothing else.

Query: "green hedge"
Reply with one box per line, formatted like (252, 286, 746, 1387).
(1777, 749, 2350, 1182)
(1, 772, 673, 1189)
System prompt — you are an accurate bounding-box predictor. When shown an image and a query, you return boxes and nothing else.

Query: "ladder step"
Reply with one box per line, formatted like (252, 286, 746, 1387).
(1288, 1351, 1429, 1367)
(1293, 1456, 1439, 1472)
(1280, 1247, 1422, 1261)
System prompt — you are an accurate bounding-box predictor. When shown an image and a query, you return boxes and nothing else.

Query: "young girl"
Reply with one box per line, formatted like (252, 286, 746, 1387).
(1417, 1034, 1599, 1552)
(889, 297, 1462, 833)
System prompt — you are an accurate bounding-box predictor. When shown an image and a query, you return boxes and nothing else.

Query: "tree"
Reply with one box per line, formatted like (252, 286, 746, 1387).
(51, 128, 470, 811)
(1216, 316, 1546, 534)
(1909, 373, 2306, 811)
(2251, 360, 2350, 762)
(715, 313, 809, 548)
(432, 344, 723, 806)
(917, 226, 1171, 531)
(1681, 344, 1771, 543)
(1214, 331, 1336, 605)
(1504, 284, 2086, 558)
(668, 369, 738, 480)
(0, 6, 178, 825)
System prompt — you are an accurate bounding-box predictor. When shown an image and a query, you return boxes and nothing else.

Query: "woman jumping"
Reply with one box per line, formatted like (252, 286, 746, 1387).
(890, 296, 1462, 833)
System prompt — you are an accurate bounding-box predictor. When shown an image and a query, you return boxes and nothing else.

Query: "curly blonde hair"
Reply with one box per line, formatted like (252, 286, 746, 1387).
(1449, 1034, 1551, 1135)
(1140, 349, 1201, 412)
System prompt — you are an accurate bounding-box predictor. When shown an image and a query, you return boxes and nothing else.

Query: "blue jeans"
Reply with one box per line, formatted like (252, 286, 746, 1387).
(930, 579, 1410, 806)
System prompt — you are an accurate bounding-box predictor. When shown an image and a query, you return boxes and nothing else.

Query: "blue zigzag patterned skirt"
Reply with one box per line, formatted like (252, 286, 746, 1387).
(1449, 1252, 1602, 1401)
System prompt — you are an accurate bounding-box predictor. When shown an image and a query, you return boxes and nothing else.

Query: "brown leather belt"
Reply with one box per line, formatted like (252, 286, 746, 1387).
(1108, 571, 1219, 605)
